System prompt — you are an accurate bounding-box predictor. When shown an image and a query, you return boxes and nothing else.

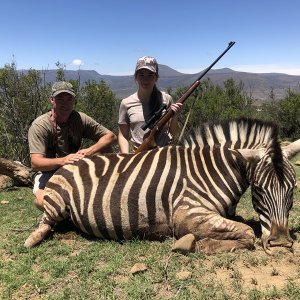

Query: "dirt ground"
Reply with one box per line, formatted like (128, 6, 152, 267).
(212, 237, 300, 292)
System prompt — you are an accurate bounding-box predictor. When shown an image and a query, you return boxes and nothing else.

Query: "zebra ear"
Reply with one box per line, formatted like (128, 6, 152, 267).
(282, 139, 300, 160)
(229, 148, 265, 163)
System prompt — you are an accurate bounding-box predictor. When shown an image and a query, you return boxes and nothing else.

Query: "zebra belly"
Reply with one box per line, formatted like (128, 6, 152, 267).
(68, 203, 172, 241)
(47, 154, 175, 241)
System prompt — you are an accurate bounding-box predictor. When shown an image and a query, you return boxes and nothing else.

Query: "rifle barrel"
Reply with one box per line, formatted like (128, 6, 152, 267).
(195, 41, 235, 82)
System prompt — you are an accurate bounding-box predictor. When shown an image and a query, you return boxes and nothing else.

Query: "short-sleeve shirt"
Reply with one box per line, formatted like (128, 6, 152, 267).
(28, 111, 109, 158)
(118, 91, 173, 148)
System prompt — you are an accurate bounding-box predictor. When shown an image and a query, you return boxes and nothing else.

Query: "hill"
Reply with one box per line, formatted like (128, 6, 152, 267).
(27, 66, 300, 102)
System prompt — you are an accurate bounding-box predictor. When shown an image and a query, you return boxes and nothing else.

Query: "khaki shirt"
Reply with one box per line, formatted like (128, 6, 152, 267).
(28, 111, 109, 158)
(118, 92, 173, 148)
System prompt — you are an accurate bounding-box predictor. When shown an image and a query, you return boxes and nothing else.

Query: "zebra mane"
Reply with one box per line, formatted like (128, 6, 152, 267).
(183, 117, 280, 150)
(183, 117, 284, 179)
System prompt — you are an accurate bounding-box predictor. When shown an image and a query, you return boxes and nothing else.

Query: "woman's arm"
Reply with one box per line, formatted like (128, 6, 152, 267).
(169, 102, 183, 136)
(118, 124, 130, 153)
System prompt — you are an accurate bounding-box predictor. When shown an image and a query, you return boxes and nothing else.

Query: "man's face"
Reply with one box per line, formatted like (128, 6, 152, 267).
(51, 92, 74, 119)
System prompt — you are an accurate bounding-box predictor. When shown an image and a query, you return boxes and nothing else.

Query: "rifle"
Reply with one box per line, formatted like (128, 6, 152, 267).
(135, 41, 236, 153)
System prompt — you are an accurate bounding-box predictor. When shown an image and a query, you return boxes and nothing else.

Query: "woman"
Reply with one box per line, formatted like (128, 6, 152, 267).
(118, 56, 182, 153)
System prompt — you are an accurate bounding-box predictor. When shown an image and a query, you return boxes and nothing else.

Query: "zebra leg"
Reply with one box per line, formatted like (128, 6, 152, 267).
(24, 188, 70, 248)
(172, 204, 255, 254)
(24, 213, 55, 248)
(195, 236, 255, 254)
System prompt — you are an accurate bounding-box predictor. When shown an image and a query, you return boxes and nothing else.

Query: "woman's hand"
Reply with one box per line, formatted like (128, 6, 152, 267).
(170, 102, 183, 114)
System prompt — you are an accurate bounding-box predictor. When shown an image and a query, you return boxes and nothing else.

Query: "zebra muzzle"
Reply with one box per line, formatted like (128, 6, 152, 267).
(262, 223, 294, 254)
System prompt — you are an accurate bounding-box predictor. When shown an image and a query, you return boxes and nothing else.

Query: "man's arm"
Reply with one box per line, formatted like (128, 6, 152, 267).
(77, 130, 116, 156)
(31, 129, 116, 172)
(30, 152, 86, 171)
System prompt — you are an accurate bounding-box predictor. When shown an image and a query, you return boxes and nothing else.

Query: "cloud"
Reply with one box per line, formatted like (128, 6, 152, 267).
(71, 59, 84, 66)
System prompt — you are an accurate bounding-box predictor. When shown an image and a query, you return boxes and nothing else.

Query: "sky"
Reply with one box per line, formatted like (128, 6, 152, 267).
(1, 0, 300, 76)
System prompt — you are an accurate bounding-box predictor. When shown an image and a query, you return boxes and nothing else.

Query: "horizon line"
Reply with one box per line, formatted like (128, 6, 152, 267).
(16, 66, 300, 77)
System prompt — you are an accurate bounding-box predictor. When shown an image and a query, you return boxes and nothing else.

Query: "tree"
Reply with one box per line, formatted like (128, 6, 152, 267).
(277, 90, 300, 139)
(76, 80, 119, 150)
(170, 78, 255, 137)
(55, 61, 66, 81)
(0, 63, 49, 165)
(262, 89, 300, 140)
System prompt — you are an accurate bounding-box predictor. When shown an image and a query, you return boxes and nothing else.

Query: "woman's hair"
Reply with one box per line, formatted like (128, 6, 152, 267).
(134, 70, 163, 117)
(135, 61, 163, 118)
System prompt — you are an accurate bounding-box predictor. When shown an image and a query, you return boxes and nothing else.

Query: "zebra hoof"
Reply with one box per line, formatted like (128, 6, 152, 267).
(172, 233, 196, 254)
(24, 224, 52, 248)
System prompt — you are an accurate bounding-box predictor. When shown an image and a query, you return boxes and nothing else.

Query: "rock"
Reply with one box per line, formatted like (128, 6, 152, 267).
(176, 271, 191, 280)
(172, 233, 196, 254)
(130, 263, 148, 274)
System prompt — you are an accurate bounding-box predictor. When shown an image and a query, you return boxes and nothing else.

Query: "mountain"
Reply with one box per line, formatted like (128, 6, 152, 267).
(30, 66, 300, 102)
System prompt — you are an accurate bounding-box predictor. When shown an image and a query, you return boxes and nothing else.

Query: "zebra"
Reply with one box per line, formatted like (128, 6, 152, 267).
(24, 118, 300, 255)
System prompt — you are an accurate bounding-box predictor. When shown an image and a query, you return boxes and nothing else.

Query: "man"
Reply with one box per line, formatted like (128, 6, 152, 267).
(28, 81, 116, 211)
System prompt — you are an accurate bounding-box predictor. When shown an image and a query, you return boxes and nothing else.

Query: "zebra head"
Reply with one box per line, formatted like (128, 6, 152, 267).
(230, 139, 300, 255)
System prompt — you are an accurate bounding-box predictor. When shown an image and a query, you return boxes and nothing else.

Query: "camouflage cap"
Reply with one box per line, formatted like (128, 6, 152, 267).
(135, 56, 158, 74)
(51, 81, 76, 97)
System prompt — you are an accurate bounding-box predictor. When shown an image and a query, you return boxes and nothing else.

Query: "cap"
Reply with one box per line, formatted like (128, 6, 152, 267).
(51, 81, 76, 97)
(135, 56, 158, 74)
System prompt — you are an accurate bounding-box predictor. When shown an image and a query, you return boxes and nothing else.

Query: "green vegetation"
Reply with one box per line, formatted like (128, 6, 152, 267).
(262, 90, 300, 140)
(169, 78, 300, 145)
(0, 63, 300, 165)
(0, 156, 300, 299)
(0, 63, 119, 166)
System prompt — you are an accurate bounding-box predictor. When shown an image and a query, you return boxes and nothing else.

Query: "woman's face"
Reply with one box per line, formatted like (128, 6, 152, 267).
(136, 69, 157, 91)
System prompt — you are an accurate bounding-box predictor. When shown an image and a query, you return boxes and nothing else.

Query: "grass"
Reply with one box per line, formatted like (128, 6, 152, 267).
(1, 155, 300, 299)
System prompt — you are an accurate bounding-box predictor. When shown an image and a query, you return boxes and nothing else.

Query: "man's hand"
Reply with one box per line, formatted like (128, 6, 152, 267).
(63, 152, 85, 164)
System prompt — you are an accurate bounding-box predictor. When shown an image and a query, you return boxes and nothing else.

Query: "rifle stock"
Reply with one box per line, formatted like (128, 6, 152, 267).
(135, 41, 236, 153)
